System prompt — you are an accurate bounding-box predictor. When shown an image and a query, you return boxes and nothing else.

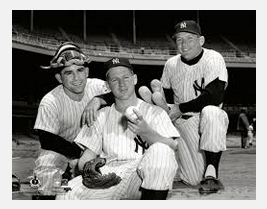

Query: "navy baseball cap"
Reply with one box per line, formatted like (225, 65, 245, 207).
(172, 20, 201, 38)
(104, 57, 133, 76)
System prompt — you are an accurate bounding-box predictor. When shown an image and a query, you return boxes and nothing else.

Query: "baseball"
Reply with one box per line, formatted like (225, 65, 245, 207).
(125, 106, 138, 121)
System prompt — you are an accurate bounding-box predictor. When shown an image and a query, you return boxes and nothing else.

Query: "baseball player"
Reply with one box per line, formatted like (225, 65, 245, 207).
(33, 42, 109, 199)
(56, 57, 180, 200)
(237, 107, 251, 148)
(159, 20, 229, 194)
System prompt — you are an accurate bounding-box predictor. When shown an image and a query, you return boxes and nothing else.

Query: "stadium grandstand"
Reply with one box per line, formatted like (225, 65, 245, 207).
(12, 10, 256, 132)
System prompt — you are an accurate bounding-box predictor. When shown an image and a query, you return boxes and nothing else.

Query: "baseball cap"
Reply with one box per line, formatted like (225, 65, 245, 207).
(40, 42, 91, 71)
(104, 57, 133, 76)
(172, 20, 201, 38)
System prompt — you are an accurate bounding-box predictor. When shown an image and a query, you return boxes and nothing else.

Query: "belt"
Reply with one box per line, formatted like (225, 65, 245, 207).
(181, 115, 193, 120)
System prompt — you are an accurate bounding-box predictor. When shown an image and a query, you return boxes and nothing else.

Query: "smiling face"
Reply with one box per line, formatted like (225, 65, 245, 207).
(55, 64, 89, 100)
(174, 32, 205, 61)
(106, 66, 137, 101)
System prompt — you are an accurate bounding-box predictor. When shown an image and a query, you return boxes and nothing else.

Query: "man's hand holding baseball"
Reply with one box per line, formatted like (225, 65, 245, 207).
(126, 109, 150, 136)
(127, 109, 178, 151)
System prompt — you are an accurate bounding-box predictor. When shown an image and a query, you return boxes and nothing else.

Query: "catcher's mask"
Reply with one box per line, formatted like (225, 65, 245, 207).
(40, 42, 91, 72)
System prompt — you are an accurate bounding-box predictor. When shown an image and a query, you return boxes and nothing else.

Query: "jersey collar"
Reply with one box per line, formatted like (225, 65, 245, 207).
(181, 49, 204, 66)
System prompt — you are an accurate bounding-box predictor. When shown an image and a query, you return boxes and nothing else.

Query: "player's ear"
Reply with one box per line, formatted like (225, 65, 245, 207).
(85, 67, 89, 77)
(199, 36, 205, 46)
(55, 73, 63, 84)
(133, 74, 137, 85)
(105, 81, 111, 91)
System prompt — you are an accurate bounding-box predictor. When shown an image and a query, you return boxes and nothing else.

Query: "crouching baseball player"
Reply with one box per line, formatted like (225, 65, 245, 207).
(33, 42, 109, 199)
(139, 20, 229, 195)
(56, 57, 180, 200)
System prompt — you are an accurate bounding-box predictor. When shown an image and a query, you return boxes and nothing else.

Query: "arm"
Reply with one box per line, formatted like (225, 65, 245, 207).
(163, 88, 174, 104)
(81, 92, 114, 126)
(137, 125, 178, 151)
(179, 78, 226, 113)
(37, 129, 83, 159)
(78, 148, 97, 171)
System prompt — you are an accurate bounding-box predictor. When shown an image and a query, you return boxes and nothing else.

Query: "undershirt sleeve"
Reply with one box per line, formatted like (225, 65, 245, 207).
(37, 130, 83, 159)
(179, 78, 226, 113)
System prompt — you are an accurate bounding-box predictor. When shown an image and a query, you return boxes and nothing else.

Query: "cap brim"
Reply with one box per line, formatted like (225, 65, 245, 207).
(172, 30, 200, 38)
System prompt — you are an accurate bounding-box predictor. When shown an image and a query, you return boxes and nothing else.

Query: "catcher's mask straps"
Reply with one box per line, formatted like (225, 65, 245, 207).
(40, 42, 91, 70)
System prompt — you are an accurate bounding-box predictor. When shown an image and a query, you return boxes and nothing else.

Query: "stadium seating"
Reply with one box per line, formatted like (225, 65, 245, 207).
(12, 23, 255, 63)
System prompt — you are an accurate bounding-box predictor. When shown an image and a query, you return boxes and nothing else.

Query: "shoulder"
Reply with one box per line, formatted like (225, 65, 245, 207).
(165, 54, 181, 66)
(86, 78, 106, 86)
(98, 105, 111, 115)
(39, 85, 64, 107)
(85, 78, 109, 94)
(94, 105, 116, 125)
(203, 48, 225, 61)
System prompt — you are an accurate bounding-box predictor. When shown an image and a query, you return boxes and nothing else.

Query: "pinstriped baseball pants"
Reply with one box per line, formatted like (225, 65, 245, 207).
(173, 105, 229, 186)
(34, 150, 69, 195)
(56, 143, 178, 200)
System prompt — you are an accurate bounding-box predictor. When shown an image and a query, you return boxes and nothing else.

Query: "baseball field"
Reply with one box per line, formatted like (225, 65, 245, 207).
(12, 133, 256, 200)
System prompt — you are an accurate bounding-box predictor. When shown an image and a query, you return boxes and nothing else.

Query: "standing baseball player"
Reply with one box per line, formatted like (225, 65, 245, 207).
(33, 42, 109, 199)
(57, 57, 180, 200)
(159, 20, 229, 194)
(237, 107, 251, 148)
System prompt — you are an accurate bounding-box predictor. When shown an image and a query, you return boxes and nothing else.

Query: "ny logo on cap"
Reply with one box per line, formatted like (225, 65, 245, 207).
(112, 58, 120, 64)
(180, 22, 187, 29)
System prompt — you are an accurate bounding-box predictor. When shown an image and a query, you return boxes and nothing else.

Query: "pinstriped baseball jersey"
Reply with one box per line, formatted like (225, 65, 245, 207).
(33, 78, 109, 195)
(160, 48, 229, 186)
(161, 48, 228, 106)
(34, 78, 109, 142)
(75, 98, 180, 159)
(57, 99, 179, 199)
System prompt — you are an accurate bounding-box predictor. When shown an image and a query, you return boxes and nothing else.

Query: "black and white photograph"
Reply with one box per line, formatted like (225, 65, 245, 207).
(9, 4, 260, 204)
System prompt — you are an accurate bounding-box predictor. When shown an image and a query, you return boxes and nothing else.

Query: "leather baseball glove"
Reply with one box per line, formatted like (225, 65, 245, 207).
(82, 158, 121, 189)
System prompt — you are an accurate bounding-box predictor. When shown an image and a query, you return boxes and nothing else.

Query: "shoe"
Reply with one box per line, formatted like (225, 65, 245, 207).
(198, 176, 224, 195)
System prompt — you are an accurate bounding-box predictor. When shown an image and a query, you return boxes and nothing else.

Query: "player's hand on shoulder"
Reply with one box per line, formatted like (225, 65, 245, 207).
(81, 97, 101, 127)
(168, 104, 182, 121)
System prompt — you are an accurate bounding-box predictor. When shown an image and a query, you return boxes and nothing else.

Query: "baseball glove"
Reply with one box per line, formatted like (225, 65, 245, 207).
(82, 158, 121, 189)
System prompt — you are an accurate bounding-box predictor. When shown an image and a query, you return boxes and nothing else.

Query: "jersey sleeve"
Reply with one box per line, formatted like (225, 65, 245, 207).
(204, 53, 228, 88)
(34, 101, 60, 135)
(74, 108, 107, 155)
(87, 78, 110, 96)
(149, 106, 180, 139)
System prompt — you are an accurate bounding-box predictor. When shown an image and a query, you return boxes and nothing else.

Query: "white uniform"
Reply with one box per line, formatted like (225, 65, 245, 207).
(161, 48, 229, 185)
(34, 78, 109, 195)
(57, 99, 179, 200)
